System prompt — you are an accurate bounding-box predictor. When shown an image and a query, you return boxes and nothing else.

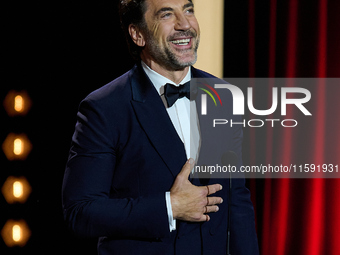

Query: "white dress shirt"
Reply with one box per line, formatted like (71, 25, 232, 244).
(141, 61, 200, 232)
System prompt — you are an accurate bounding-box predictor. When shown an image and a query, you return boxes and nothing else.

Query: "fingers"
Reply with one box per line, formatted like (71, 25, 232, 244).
(196, 214, 211, 222)
(205, 183, 223, 195)
(205, 205, 220, 214)
(172, 160, 224, 223)
(203, 197, 222, 215)
(206, 196, 223, 206)
(199, 191, 223, 222)
(192, 205, 217, 222)
(178, 158, 195, 179)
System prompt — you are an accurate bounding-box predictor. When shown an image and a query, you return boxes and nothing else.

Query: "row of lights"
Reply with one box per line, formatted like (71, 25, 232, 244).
(1, 91, 32, 247)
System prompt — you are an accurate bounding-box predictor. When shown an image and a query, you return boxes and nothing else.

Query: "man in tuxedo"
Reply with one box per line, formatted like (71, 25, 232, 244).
(62, 0, 259, 254)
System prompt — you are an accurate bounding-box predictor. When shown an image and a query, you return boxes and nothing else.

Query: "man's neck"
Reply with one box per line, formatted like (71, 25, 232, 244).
(141, 59, 190, 85)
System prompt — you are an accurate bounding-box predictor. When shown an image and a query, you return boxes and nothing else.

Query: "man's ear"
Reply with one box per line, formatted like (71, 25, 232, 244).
(128, 24, 146, 47)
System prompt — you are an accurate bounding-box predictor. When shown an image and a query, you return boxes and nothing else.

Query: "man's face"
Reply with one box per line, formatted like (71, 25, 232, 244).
(141, 0, 200, 70)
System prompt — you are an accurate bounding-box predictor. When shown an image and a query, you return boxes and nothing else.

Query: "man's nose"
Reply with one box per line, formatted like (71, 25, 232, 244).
(174, 13, 191, 31)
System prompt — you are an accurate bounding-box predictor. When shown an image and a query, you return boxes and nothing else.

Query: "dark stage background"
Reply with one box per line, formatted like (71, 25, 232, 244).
(1, 1, 340, 254)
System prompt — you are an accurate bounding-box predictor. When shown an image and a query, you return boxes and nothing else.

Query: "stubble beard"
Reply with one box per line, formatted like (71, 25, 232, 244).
(145, 30, 200, 71)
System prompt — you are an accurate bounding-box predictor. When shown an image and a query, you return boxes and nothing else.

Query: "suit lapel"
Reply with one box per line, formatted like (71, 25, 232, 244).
(130, 65, 187, 177)
(128, 65, 214, 178)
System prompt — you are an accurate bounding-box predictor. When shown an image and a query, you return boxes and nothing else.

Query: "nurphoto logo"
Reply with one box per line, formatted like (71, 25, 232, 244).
(198, 82, 223, 115)
(197, 79, 312, 128)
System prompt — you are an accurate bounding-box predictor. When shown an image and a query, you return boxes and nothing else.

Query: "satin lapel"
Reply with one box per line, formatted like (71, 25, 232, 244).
(130, 65, 187, 177)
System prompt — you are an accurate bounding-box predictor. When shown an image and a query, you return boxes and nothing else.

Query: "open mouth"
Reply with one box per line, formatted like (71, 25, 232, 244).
(170, 38, 191, 46)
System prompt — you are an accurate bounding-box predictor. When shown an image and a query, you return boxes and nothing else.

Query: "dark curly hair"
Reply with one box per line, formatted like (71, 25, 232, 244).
(118, 0, 148, 60)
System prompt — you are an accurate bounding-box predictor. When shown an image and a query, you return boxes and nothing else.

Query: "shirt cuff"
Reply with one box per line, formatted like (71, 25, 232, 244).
(165, 191, 176, 232)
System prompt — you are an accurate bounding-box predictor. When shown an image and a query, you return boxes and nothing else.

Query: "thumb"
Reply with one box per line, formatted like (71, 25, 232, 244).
(179, 158, 195, 179)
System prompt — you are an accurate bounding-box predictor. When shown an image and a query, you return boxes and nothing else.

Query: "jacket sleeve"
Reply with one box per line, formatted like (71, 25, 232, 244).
(62, 98, 170, 239)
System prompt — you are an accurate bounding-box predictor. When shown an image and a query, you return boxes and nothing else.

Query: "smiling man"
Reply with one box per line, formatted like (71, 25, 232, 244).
(128, 0, 200, 81)
(62, 0, 259, 254)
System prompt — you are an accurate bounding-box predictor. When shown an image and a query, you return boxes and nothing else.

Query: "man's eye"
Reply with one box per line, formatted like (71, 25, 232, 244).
(162, 12, 172, 18)
(186, 8, 194, 14)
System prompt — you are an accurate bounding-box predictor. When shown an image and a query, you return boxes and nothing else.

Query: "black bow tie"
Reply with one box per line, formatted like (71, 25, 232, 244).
(164, 82, 191, 107)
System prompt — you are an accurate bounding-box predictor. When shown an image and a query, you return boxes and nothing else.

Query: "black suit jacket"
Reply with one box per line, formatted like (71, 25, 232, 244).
(62, 64, 259, 255)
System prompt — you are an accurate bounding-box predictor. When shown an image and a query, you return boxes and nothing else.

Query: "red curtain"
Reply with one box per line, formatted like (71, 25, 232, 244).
(246, 0, 340, 254)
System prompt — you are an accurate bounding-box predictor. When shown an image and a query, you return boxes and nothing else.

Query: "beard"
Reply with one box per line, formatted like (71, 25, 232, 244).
(144, 29, 200, 71)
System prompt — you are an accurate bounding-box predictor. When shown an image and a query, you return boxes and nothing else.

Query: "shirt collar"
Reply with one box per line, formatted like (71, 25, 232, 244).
(141, 61, 191, 96)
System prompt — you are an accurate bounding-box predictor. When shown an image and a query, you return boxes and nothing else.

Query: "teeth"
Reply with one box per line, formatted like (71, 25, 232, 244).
(171, 39, 190, 45)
